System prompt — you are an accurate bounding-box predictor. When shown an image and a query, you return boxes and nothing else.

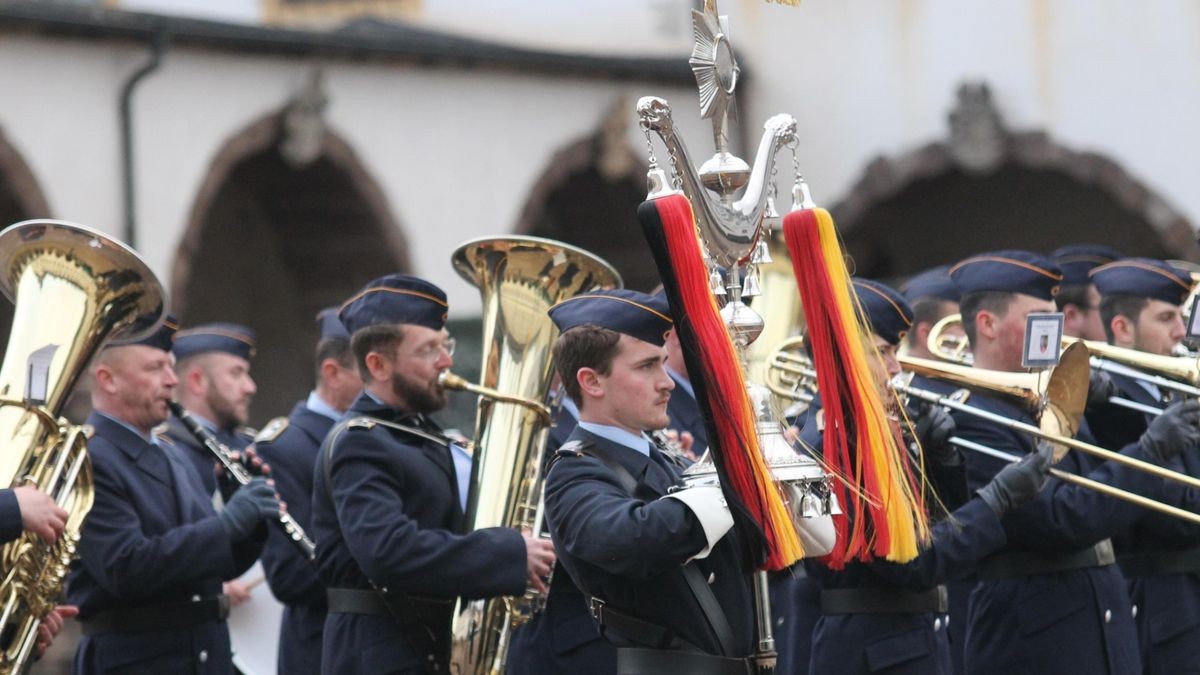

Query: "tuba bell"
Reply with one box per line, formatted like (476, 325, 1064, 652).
(0, 220, 164, 674)
(447, 236, 620, 675)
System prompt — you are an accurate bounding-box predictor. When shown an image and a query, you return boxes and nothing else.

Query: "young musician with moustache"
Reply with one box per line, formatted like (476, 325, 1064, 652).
(542, 289, 755, 675)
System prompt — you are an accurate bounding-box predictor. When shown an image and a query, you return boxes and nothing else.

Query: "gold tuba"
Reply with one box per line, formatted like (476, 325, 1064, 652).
(447, 236, 620, 675)
(0, 220, 164, 674)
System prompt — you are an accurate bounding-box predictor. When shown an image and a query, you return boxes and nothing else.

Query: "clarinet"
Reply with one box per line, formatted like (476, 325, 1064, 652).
(167, 400, 317, 561)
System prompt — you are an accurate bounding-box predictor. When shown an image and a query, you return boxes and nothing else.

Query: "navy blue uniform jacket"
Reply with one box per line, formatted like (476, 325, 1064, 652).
(544, 426, 755, 657)
(953, 389, 1163, 675)
(253, 402, 334, 675)
(68, 412, 262, 674)
(1087, 372, 1200, 675)
(164, 415, 253, 498)
(506, 404, 617, 675)
(803, 432, 1006, 673)
(0, 489, 21, 544)
(310, 393, 527, 674)
(666, 373, 708, 456)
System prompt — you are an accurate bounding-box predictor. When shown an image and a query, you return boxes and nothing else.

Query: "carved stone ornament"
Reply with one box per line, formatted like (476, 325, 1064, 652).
(947, 82, 1007, 175)
(281, 69, 329, 169)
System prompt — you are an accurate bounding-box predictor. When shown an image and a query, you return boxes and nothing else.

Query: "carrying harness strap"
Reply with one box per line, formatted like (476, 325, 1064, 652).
(321, 416, 453, 675)
(561, 442, 737, 658)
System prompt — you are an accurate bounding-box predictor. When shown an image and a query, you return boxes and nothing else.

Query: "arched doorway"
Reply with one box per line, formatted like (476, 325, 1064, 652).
(173, 111, 409, 426)
(0, 126, 51, 362)
(832, 83, 1196, 282)
(515, 99, 657, 292)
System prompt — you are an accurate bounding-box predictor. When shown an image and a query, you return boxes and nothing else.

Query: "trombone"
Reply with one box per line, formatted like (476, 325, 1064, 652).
(765, 337, 1200, 524)
(928, 314, 1199, 416)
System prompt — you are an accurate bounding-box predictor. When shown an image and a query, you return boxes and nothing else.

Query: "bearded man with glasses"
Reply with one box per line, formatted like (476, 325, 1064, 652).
(310, 273, 555, 674)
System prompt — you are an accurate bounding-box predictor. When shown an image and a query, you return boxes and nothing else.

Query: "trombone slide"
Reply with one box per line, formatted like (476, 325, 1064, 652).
(951, 437, 1200, 525)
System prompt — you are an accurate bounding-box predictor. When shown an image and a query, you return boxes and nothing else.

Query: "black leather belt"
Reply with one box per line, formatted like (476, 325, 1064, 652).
(1119, 544, 1200, 577)
(978, 539, 1115, 581)
(327, 588, 392, 616)
(326, 588, 453, 617)
(820, 586, 948, 615)
(589, 597, 681, 650)
(81, 594, 229, 636)
(616, 647, 752, 675)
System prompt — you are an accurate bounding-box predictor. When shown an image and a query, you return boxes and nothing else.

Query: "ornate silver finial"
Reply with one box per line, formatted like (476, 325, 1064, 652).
(690, 0, 749, 194)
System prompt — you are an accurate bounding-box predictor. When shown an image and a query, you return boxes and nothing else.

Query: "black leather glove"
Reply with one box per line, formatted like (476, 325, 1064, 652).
(1139, 398, 1200, 464)
(976, 441, 1053, 516)
(218, 477, 279, 542)
(911, 402, 960, 466)
(1086, 369, 1119, 411)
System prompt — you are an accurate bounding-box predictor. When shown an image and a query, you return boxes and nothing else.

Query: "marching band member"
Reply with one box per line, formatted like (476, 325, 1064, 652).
(663, 326, 707, 458)
(68, 317, 280, 674)
(798, 278, 1051, 675)
(1086, 258, 1200, 673)
(505, 385, 611, 674)
(310, 274, 554, 674)
(254, 308, 362, 675)
(900, 264, 963, 362)
(1053, 244, 1122, 343)
(542, 289, 755, 674)
(948, 250, 1200, 675)
(165, 323, 260, 497)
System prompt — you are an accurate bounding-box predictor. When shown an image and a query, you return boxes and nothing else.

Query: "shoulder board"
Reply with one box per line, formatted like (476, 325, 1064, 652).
(555, 439, 592, 458)
(156, 433, 176, 447)
(344, 416, 450, 447)
(255, 417, 289, 443)
(815, 408, 826, 433)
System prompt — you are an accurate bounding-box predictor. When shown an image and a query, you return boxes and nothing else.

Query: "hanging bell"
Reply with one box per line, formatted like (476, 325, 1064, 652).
(710, 268, 727, 296)
(741, 269, 761, 297)
(751, 237, 773, 265)
(792, 179, 817, 210)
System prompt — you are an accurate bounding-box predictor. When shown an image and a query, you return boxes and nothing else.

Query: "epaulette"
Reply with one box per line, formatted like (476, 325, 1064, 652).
(815, 409, 826, 433)
(347, 417, 378, 431)
(555, 439, 590, 458)
(345, 416, 450, 447)
(156, 433, 176, 447)
(255, 417, 289, 443)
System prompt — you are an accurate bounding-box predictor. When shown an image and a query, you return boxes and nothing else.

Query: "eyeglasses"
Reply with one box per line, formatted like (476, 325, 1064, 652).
(399, 337, 456, 362)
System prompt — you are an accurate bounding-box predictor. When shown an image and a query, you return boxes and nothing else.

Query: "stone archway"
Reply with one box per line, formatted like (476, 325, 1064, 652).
(832, 83, 1195, 281)
(514, 97, 658, 292)
(173, 101, 409, 426)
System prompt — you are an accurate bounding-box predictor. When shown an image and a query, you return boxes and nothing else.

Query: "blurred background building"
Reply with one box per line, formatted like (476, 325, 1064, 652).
(5, 0, 1199, 671)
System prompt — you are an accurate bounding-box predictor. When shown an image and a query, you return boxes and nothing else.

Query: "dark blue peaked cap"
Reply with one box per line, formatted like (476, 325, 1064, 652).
(110, 314, 178, 352)
(852, 278, 914, 346)
(339, 274, 448, 335)
(172, 323, 257, 361)
(902, 265, 960, 303)
(316, 307, 350, 341)
(1091, 258, 1195, 305)
(950, 250, 1063, 301)
(1052, 244, 1122, 286)
(549, 289, 673, 346)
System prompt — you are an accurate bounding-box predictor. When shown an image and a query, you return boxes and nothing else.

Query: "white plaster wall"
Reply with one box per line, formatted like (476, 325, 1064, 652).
(0, 34, 700, 317)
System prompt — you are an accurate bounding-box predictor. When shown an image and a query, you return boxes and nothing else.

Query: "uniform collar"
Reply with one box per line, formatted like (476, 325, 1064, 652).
(305, 390, 342, 422)
(577, 421, 651, 457)
(93, 410, 157, 446)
